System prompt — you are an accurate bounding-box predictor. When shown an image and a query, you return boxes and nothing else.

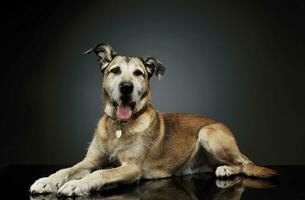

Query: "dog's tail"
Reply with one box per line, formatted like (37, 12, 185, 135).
(242, 164, 278, 178)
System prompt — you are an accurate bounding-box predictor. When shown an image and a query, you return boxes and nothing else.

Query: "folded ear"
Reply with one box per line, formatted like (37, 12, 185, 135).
(140, 56, 166, 80)
(84, 43, 117, 72)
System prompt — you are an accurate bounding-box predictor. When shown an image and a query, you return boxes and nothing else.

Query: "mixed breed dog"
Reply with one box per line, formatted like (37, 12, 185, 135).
(30, 43, 277, 196)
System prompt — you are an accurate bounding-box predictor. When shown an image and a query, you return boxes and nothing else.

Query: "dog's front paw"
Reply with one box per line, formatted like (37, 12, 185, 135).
(30, 177, 62, 194)
(57, 180, 90, 196)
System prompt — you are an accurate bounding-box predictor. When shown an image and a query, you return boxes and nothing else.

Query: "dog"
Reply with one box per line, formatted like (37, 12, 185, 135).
(30, 43, 277, 196)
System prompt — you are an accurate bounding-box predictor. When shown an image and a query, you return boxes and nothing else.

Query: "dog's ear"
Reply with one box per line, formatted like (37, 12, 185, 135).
(140, 56, 166, 80)
(84, 43, 117, 73)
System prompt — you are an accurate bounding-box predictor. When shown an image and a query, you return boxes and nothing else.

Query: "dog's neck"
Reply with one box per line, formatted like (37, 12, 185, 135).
(104, 103, 157, 137)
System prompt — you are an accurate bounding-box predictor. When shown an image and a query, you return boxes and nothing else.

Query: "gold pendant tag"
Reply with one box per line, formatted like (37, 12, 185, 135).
(116, 129, 122, 138)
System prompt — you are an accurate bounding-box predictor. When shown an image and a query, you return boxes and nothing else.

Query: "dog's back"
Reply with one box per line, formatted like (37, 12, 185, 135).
(162, 113, 216, 136)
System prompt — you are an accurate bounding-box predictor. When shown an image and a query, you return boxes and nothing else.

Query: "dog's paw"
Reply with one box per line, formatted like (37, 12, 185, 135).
(215, 165, 235, 177)
(30, 177, 62, 194)
(57, 180, 90, 196)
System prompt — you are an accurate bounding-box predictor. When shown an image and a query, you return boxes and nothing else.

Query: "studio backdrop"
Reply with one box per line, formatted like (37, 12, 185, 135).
(1, 0, 305, 166)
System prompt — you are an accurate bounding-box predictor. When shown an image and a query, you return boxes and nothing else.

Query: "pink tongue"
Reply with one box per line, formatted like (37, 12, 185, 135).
(116, 105, 132, 121)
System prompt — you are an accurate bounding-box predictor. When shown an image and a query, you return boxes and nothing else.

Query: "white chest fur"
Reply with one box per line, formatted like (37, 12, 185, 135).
(107, 136, 147, 162)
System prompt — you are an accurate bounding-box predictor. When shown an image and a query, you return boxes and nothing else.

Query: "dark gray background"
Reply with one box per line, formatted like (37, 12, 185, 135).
(1, 0, 304, 166)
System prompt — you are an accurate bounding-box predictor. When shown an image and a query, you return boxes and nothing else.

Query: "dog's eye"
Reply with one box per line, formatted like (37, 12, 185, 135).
(134, 70, 144, 77)
(109, 67, 121, 75)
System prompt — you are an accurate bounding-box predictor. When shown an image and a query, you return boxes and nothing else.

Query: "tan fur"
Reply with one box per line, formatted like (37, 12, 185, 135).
(30, 52, 277, 196)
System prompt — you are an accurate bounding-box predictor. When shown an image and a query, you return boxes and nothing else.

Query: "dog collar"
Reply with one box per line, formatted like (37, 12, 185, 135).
(111, 104, 150, 138)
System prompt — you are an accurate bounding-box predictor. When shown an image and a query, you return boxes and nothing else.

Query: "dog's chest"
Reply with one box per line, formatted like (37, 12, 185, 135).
(106, 138, 128, 161)
(105, 135, 146, 162)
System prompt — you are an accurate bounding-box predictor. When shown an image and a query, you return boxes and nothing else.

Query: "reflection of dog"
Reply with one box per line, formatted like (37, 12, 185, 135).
(30, 43, 277, 196)
(30, 175, 276, 200)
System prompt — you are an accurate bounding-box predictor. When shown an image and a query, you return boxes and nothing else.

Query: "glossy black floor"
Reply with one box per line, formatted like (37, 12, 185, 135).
(0, 165, 304, 199)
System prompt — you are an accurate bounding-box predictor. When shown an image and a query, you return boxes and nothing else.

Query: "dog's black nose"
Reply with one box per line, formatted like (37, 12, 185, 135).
(119, 82, 133, 95)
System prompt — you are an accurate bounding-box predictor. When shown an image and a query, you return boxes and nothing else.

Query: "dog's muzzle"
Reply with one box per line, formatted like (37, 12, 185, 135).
(113, 81, 135, 121)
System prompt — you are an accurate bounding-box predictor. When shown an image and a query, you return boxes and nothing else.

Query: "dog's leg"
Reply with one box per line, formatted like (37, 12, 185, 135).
(198, 123, 277, 178)
(57, 162, 141, 196)
(30, 137, 105, 194)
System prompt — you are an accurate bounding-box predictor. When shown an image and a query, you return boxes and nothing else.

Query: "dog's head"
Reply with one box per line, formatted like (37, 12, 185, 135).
(85, 43, 166, 121)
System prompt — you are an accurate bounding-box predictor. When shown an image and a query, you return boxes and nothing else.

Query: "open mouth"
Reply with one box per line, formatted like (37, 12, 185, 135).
(112, 101, 136, 121)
